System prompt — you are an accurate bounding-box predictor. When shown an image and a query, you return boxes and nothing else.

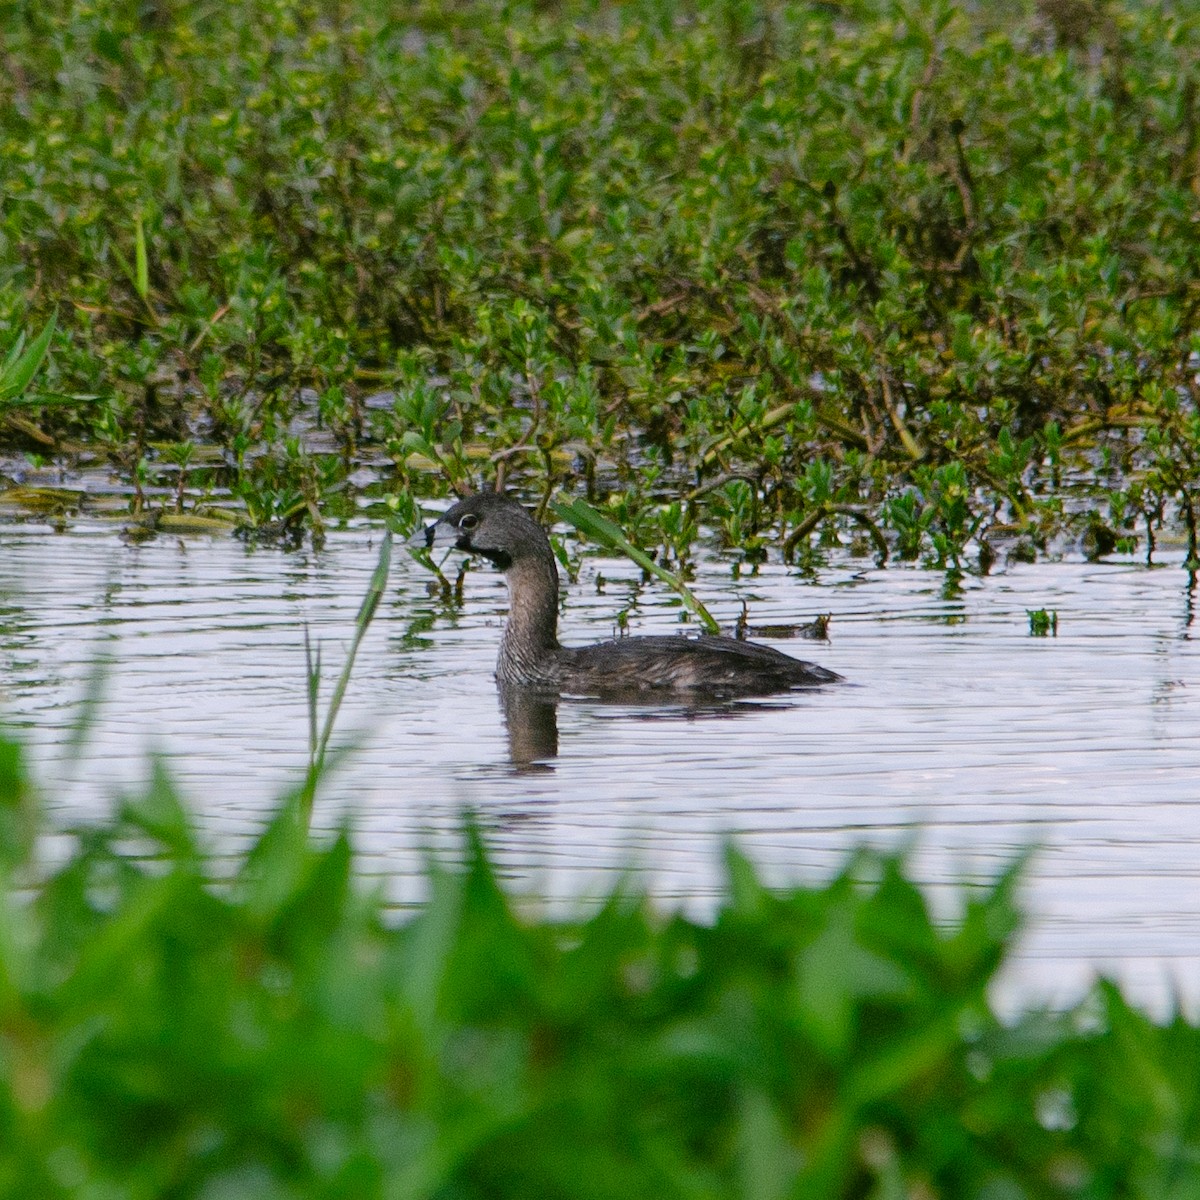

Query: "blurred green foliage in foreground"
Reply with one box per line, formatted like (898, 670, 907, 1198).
(2, 0, 1200, 564)
(1, 728, 1199, 1198)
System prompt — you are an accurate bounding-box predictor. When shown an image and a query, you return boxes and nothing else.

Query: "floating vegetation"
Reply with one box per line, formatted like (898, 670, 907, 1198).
(1028, 608, 1060, 637)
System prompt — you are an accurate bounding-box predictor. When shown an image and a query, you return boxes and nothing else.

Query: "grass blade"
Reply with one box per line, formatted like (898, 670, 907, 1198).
(64, 646, 114, 766)
(0, 311, 56, 405)
(2, 330, 27, 376)
(304, 626, 321, 765)
(300, 530, 392, 828)
(552, 496, 721, 635)
(4, 390, 99, 410)
(134, 214, 149, 301)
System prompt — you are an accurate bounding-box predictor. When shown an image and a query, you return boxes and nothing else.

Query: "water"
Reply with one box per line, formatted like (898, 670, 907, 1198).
(2, 519, 1198, 1011)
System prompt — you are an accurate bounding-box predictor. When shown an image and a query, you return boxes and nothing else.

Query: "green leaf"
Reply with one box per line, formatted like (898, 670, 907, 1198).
(1, 329, 26, 375)
(0, 733, 36, 871)
(724, 841, 769, 918)
(240, 795, 313, 923)
(134, 213, 149, 300)
(736, 1087, 801, 1200)
(119, 756, 197, 859)
(795, 905, 911, 1058)
(0, 311, 56, 405)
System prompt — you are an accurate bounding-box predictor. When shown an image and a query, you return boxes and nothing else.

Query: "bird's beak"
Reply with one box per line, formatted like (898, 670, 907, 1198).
(406, 522, 435, 551)
(407, 518, 460, 551)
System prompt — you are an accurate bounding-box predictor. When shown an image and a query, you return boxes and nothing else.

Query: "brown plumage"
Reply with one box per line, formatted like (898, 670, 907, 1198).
(415, 492, 841, 697)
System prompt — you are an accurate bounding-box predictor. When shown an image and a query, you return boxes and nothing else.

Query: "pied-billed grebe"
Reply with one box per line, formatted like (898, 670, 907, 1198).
(413, 492, 841, 696)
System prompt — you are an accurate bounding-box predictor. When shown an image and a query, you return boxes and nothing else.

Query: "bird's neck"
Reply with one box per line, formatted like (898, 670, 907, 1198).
(499, 554, 561, 677)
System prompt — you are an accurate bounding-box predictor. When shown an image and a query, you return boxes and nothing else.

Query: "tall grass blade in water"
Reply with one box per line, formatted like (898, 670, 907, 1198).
(55, 645, 115, 801)
(553, 496, 721, 634)
(300, 530, 392, 826)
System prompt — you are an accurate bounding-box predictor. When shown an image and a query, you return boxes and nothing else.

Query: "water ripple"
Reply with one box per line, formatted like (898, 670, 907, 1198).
(1, 524, 1198, 1011)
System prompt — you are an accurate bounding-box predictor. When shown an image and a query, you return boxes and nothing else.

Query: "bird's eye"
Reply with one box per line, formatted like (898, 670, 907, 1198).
(459, 513, 479, 531)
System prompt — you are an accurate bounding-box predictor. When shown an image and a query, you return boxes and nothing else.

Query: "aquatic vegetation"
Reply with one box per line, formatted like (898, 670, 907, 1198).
(3, 0, 1200, 567)
(0, 313, 98, 451)
(301, 529, 392, 825)
(0, 315, 56, 413)
(1028, 608, 1059, 636)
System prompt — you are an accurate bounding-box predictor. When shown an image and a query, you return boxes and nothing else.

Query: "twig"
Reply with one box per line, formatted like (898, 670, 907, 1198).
(783, 502, 889, 565)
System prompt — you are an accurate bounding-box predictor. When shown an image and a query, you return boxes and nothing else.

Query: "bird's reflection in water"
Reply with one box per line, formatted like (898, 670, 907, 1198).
(498, 683, 560, 772)
(497, 682, 797, 773)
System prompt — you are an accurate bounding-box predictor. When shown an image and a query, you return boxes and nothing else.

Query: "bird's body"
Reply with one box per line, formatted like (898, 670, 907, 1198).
(556, 633, 837, 694)
(415, 492, 841, 697)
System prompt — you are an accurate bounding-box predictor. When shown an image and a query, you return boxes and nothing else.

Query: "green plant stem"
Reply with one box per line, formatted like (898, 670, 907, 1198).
(300, 530, 392, 828)
(552, 496, 722, 634)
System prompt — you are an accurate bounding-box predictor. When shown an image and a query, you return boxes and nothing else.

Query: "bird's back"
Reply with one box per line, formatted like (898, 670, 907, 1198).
(556, 633, 840, 697)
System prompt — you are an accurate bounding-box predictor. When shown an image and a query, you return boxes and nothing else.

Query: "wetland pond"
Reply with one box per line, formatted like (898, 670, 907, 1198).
(1, 518, 1198, 1012)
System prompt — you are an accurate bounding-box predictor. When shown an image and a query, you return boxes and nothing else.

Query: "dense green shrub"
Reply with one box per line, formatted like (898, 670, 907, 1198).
(1, 728, 1199, 1198)
(3, 0, 1199, 563)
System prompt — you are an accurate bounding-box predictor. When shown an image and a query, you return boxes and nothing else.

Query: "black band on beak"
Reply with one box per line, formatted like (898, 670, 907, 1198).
(406, 522, 437, 551)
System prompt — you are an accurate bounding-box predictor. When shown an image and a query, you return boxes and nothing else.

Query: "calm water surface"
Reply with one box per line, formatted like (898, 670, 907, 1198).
(1, 520, 1198, 1010)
